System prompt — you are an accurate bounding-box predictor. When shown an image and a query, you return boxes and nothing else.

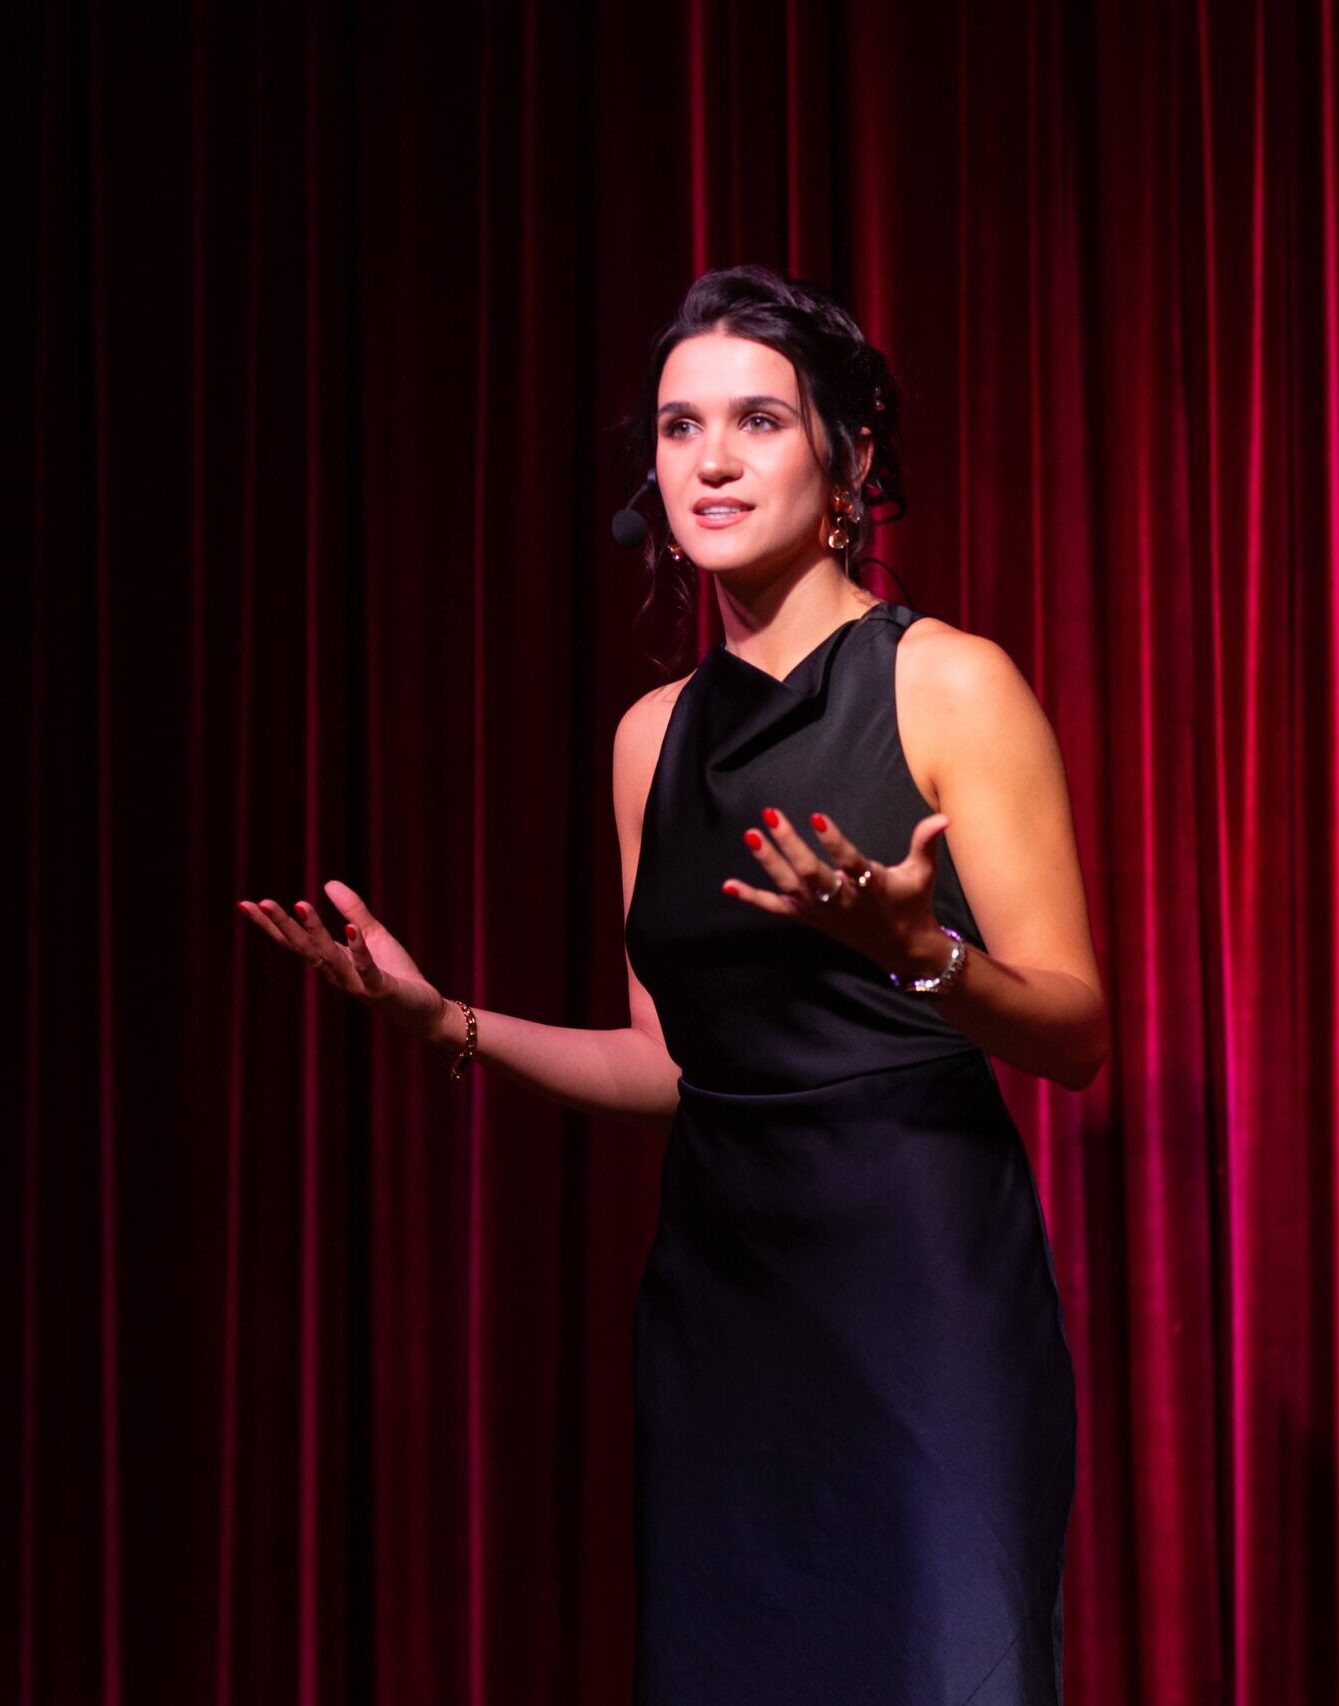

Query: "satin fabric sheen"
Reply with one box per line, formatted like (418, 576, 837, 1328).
(624, 603, 1076, 1704)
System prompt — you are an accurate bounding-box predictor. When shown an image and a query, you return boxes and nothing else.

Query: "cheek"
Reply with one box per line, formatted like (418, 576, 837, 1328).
(775, 450, 828, 518)
(654, 445, 682, 501)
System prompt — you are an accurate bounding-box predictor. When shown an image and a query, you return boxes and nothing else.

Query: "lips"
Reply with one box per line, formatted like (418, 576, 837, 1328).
(692, 501, 754, 529)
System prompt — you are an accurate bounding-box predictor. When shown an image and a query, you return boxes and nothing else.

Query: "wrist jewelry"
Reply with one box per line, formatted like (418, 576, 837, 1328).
(888, 925, 967, 999)
(446, 997, 478, 1080)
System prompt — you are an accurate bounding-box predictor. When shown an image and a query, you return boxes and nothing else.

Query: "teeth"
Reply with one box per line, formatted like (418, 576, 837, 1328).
(700, 506, 744, 515)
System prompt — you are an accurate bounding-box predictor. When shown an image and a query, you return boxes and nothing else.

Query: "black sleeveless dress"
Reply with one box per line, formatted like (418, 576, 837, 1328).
(623, 601, 1076, 1706)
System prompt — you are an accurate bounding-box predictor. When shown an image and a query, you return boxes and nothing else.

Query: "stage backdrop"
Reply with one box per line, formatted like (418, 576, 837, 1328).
(10, 0, 1339, 1700)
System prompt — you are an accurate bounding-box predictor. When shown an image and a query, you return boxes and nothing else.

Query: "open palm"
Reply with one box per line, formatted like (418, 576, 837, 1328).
(237, 879, 447, 1040)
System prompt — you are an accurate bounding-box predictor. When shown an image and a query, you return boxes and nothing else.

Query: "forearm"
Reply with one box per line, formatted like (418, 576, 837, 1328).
(431, 1004, 683, 1126)
(893, 932, 1109, 1092)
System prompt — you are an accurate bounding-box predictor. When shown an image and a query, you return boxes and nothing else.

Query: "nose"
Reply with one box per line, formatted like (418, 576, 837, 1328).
(696, 422, 742, 483)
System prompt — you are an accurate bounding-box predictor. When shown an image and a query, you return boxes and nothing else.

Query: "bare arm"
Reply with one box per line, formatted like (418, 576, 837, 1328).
(238, 693, 684, 1126)
(896, 628, 1108, 1090)
(433, 1004, 679, 1124)
(428, 690, 683, 1123)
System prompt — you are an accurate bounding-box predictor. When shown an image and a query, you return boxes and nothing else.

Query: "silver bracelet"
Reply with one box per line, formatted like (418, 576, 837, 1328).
(888, 925, 967, 999)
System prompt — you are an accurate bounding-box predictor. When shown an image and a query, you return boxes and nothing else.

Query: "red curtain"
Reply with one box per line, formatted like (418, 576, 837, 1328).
(11, 0, 1339, 1700)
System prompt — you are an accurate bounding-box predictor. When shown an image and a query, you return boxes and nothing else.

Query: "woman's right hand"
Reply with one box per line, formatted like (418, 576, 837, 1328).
(237, 880, 465, 1049)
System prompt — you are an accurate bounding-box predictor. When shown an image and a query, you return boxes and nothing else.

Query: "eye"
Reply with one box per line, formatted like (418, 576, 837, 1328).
(660, 417, 698, 439)
(743, 412, 781, 431)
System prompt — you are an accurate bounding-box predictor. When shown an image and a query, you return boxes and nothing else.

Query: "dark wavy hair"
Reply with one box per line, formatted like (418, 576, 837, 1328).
(623, 264, 908, 670)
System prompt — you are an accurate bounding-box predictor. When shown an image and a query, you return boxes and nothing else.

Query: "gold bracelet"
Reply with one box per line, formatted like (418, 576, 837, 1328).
(446, 997, 478, 1080)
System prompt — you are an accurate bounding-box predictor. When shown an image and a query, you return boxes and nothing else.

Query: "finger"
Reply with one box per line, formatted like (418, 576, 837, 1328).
(294, 901, 347, 961)
(342, 923, 388, 992)
(750, 808, 838, 903)
(741, 824, 810, 904)
(238, 899, 291, 948)
(763, 804, 852, 903)
(255, 898, 318, 958)
(721, 876, 802, 917)
(291, 907, 365, 989)
(758, 806, 830, 879)
(807, 811, 876, 881)
(293, 902, 362, 988)
(323, 879, 377, 931)
(905, 813, 951, 866)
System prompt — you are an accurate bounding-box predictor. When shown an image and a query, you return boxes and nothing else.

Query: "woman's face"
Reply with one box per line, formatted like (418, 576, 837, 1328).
(655, 333, 833, 580)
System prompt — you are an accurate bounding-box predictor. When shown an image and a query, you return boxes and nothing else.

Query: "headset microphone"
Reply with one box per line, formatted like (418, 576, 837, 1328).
(611, 469, 657, 548)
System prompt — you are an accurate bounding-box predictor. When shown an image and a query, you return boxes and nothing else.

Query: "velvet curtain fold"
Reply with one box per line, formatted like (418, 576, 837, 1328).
(10, 0, 1339, 1700)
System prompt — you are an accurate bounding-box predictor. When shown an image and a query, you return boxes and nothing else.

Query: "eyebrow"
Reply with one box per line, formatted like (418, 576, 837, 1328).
(656, 394, 800, 419)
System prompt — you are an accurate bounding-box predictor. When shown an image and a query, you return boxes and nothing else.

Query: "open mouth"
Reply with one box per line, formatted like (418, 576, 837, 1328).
(692, 503, 753, 528)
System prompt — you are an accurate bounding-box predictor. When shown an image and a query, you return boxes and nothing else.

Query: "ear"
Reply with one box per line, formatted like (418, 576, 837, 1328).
(854, 427, 875, 489)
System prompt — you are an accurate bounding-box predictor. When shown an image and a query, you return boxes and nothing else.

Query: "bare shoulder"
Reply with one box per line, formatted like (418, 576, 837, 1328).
(623, 670, 694, 723)
(898, 614, 1033, 697)
(895, 616, 1054, 805)
(612, 670, 696, 828)
(615, 671, 695, 756)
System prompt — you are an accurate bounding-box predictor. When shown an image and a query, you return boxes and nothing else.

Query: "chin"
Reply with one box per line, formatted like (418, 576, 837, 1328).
(693, 553, 773, 581)
(682, 532, 776, 573)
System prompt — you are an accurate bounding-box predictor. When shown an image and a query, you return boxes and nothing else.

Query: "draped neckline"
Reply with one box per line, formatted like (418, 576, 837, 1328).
(710, 599, 892, 693)
(688, 600, 901, 775)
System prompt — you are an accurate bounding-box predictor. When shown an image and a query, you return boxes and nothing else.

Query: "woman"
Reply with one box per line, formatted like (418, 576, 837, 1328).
(240, 265, 1107, 1704)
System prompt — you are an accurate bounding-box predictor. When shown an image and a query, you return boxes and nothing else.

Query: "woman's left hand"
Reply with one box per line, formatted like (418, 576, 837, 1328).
(724, 805, 953, 977)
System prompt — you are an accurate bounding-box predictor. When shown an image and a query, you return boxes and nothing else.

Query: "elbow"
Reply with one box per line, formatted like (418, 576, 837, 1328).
(1056, 999, 1111, 1093)
(1056, 1055, 1105, 1093)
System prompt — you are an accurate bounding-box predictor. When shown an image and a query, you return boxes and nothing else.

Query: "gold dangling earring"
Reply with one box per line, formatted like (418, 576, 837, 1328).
(827, 489, 861, 577)
(826, 490, 856, 551)
(667, 536, 686, 563)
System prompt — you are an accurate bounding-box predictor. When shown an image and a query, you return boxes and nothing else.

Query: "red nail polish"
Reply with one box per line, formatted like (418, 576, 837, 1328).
(345, 925, 357, 940)
(811, 813, 828, 832)
(294, 902, 307, 918)
(744, 829, 764, 850)
(762, 807, 780, 829)
(722, 882, 740, 896)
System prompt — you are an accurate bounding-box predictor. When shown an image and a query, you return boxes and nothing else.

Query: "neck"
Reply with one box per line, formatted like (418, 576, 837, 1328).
(714, 563, 878, 663)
